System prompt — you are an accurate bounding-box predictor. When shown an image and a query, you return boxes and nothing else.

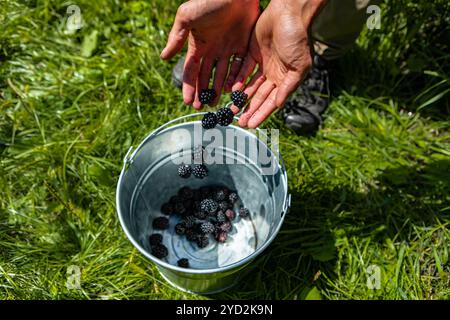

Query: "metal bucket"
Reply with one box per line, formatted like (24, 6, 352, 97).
(116, 112, 290, 294)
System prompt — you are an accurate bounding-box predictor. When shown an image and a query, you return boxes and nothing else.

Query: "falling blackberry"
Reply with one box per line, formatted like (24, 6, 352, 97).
(177, 258, 190, 268)
(149, 233, 163, 246)
(192, 145, 207, 164)
(201, 112, 218, 129)
(200, 222, 215, 235)
(200, 198, 218, 214)
(192, 164, 208, 179)
(199, 89, 216, 105)
(153, 217, 169, 230)
(178, 164, 192, 178)
(151, 244, 168, 259)
(175, 223, 186, 235)
(231, 90, 248, 109)
(228, 192, 239, 204)
(216, 107, 234, 126)
(196, 235, 210, 248)
(239, 207, 250, 218)
(224, 209, 236, 221)
(160, 202, 173, 215)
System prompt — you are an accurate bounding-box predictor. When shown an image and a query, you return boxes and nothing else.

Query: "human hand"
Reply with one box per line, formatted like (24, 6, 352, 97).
(160, 0, 260, 109)
(230, 0, 326, 128)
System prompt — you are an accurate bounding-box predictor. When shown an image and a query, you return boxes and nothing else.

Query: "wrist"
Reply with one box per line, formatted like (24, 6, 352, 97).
(271, 0, 327, 28)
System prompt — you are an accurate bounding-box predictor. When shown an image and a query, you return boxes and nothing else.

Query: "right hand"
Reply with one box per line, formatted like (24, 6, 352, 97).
(160, 0, 260, 109)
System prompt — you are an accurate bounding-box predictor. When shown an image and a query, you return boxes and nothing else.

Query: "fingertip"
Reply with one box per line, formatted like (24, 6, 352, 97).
(230, 105, 240, 114)
(193, 100, 202, 109)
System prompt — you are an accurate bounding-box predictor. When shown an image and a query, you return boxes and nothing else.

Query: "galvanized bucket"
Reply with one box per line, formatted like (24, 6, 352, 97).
(116, 112, 290, 294)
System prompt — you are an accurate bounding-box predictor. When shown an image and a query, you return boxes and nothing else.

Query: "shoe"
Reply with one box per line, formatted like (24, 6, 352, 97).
(280, 54, 330, 135)
(172, 56, 185, 89)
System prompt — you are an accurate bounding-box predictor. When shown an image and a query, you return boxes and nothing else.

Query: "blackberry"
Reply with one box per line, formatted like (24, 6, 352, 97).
(185, 228, 198, 242)
(175, 223, 186, 235)
(200, 221, 215, 235)
(174, 201, 186, 216)
(196, 235, 210, 248)
(153, 217, 169, 230)
(214, 188, 228, 201)
(200, 186, 213, 199)
(178, 186, 194, 200)
(215, 231, 228, 243)
(216, 107, 234, 126)
(177, 258, 190, 268)
(231, 90, 248, 109)
(239, 207, 250, 218)
(228, 192, 239, 204)
(201, 112, 218, 129)
(160, 202, 173, 215)
(192, 164, 208, 179)
(183, 215, 197, 228)
(200, 198, 218, 214)
(170, 195, 183, 205)
(194, 210, 207, 220)
(224, 209, 236, 221)
(149, 233, 163, 246)
(151, 244, 168, 259)
(178, 164, 192, 178)
(219, 221, 232, 232)
(216, 210, 227, 223)
(192, 145, 207, 164)
(218, 201, 229, 211)
(199, 89, 216, 105)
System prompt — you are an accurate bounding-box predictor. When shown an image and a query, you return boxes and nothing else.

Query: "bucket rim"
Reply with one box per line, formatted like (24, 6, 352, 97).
(116, 112, 289, 274)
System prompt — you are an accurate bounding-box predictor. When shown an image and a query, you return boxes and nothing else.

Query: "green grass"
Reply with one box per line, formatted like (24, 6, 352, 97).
(0, 0, 449, 299)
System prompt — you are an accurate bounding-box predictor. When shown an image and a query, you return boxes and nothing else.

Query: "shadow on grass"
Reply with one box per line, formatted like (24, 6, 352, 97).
(211, 159, 449, 299)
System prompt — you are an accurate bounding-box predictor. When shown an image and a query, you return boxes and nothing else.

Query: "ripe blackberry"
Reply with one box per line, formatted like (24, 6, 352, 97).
(174, 201, 186, 216)
(228, 192, 239, 204)
(178, 186, 194, 200)
(216, 210, 227, 223)
(185, 228, 198, 242)
(175, 223, 186, 235)
(151, 244, 168, 259)
(194, 210, 207, 220)
(200, 186, 213, 199)
(239, 207, 250, 218)
(177, 258, 190, 268)
(214, 188, 228, 201)
(192, 164, 208, 179)
(200, 199, 218, 214)
(200, 221, 215, 235)
(199, 89, 216, 105)
(215, 231, 228, 243)
(153, 217, 169, 230)
(196, 235, 209, 248)
(149, 233, 163, 246)
(219, 221, 232, 232)
(183, 215, 197, 228)
(224, 209, 236, 221)
(201, 112, 218, 129)
(231, 90, 248, 109)
(218, 201, 229, 211)
(192, 145, 207, 164)
(216, 107, 234, 126)
(178, 164, 192, 178)
(160, 202, 173, 215)
(170, 195, 182, 205)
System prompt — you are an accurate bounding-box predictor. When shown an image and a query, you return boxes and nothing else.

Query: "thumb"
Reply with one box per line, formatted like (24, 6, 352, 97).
(160, 14, 190, 60)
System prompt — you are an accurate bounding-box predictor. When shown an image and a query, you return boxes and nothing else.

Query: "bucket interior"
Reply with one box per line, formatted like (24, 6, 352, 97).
(118, 121, 287, 270)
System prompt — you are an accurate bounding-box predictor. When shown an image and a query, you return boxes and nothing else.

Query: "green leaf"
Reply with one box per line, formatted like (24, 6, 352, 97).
(301, 287, 322, 300)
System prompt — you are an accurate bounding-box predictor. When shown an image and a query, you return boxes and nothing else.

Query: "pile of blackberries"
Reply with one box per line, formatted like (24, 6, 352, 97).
(149, 185, 250, 268)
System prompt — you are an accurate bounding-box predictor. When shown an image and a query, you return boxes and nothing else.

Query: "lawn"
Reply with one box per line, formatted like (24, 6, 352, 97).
(0, 0, 449, 299)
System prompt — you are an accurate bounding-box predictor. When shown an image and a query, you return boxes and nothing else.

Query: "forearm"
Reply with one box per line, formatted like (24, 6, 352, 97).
(270, 0, 327, 29)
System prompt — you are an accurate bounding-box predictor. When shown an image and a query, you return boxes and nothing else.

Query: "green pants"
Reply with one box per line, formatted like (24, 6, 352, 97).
(311, 0, 382, 60)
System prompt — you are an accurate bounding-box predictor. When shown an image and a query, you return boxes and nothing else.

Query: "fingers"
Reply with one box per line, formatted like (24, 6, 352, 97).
(275, 72, 302, 108)
(238, 80, 275, 127)
(230, 69, 265, 114)
(225, 56, 244, 92)
(193, 57, 215, 109)
(160, 9, 189, 60)
(183, 47, 202, 105)
(247, 89, 278, 128)
(211, 57, 229, 105)
(231, 56, 257, 92)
